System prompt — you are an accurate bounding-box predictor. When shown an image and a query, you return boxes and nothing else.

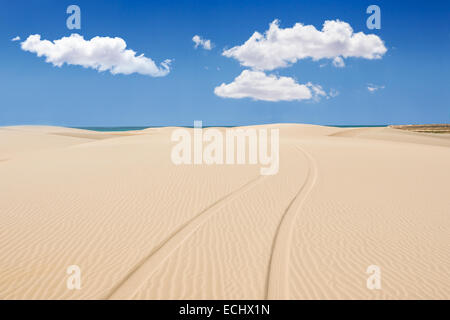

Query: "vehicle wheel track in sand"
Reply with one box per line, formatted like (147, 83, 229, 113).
(266, 145, 318, 299)
(106, 174, 267, 299)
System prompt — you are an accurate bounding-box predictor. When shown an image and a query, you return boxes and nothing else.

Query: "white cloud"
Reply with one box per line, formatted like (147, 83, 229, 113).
(192, 35, 212, 50)
(20, 34, 171, 77)
(328, 88, 339, 98)
(222, 19, 387, 71)
(306, 82, 327, 101)
(332, 56, 345, 68)
(367, 84, 385, 93)
(11, 36, 21, 42)
(214, 69, 330, 102)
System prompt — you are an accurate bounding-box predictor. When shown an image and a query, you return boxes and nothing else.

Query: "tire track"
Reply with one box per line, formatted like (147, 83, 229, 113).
(106, 174, 267, 299)
(265, 145, 318, 299)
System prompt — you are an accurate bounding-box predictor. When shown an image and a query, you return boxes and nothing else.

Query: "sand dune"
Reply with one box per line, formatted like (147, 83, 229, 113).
(0, 124, 449, 299)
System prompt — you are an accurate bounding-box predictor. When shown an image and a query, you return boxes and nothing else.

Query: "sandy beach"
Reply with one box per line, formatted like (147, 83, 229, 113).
(0, 124, 449, 300)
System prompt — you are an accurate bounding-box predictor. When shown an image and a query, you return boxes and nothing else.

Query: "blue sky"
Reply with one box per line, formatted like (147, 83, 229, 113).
(0, 0, 448, 126)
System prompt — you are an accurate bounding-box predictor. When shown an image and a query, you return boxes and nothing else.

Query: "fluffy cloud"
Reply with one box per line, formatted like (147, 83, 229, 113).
(332, 56, 345, 68)
(192, 35, 212, 50)
(214, 70, 329, 102)
(20, 34, 171, 77)
(215, 19, 385, 102)
(223, 19, 387, 70)
(307, 82, 327, 101)
(11, 36, 21, 42)
(367, 84, 385, 93)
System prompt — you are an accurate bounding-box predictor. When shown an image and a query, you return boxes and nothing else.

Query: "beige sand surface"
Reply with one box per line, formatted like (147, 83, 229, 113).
(0, 124, 449, 299)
